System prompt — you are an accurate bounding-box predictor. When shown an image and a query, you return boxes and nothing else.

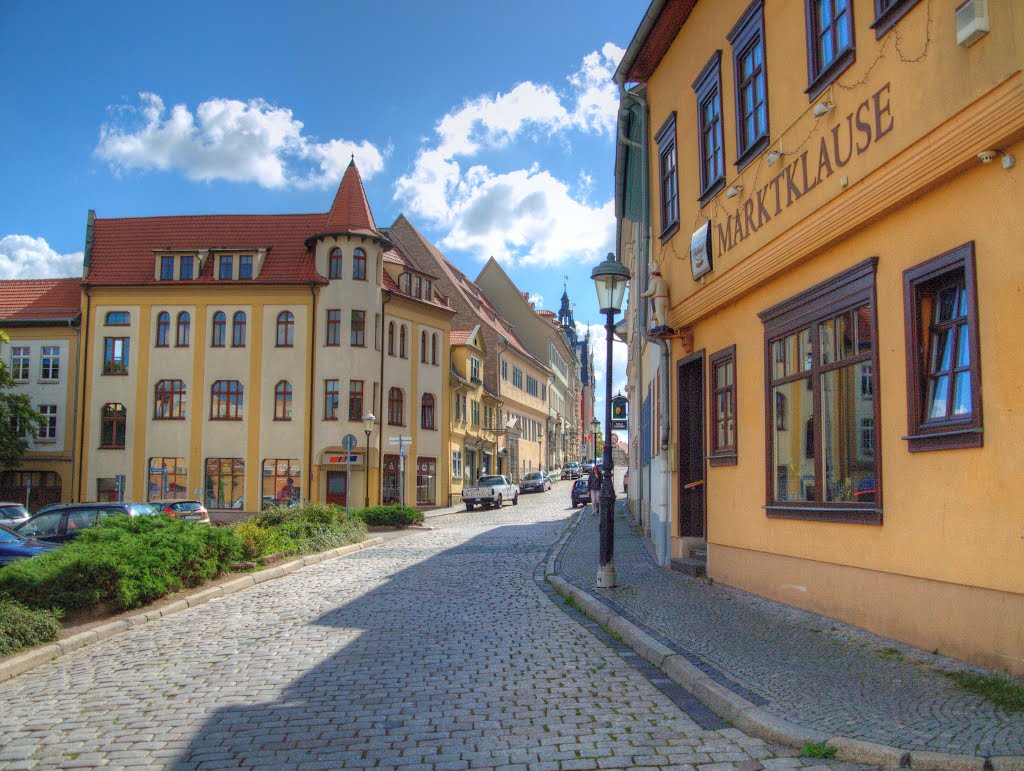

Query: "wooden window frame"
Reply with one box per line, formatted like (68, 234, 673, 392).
(758, 257, 882, 525)
(654, 113, 680, 241)
(348, 380, 364, 421)
(238, 255, 253, 280)
(352, 248, 367, 281)
(159, 256, 175, 281)
(104, 311, 130, 326)
(728, 0, 770, 170)
(232, 311, 246, 348)
(180, 256, 194, 280)
(210, 380, 244, 421)
(276, 311, 295, 348)
(388, 387, 405, 426)
(39, 346, 60, 382)
(324, 379, 339, 421)
(154, 379, 187, 420)
(902, 242, 983, 452)
(431, 334, 438, 365)
(693, 51, 726, 206)
(871, 0, 923, 38)
(421, 393, 436, 430)
(102, 337, 130, 376)
(211, 312, 226, 348)
(325, 309, 342, 347)
(351, 310, 366, 347)
(155, 312, 170, 348)
(708, 345, 738, 466)
(274, 380, 293, 421)
(399, 325, 407, 359)
(99, 403, 127, 449)
(219, 255, 233, 280)
(176, 311, 190, 348)
(329, 248, 343, 280)
(387, 322, 395, 356)
(804, 0, 856, 100)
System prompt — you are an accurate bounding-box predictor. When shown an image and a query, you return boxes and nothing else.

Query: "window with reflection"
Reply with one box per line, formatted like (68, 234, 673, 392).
(176, 312, 190, 347)
(329, 248, 343, 279)
(274, 380, 293, 421)
(154, 379, 186, 419)
(205, 458, 244, 509)
(211, 311, 226, 347)
(276, 311, 294, 347)
(232, 312, 246, 348)
(211, 380, 244, 420)
(352, 248, 366, 280)
(156, 312, 170, 347)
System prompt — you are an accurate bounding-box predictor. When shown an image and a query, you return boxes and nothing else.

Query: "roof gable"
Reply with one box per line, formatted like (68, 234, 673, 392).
(324, 160, 380, 237)
(0, 278, 82, 323)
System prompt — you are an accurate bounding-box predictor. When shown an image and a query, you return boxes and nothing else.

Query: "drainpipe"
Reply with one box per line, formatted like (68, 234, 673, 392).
(67, 316, 81, 504)
(76, 288, 91, 502)
(618, 83, 671, 563)
(377, 289, 391, 504)
(308, 283, 317, 504)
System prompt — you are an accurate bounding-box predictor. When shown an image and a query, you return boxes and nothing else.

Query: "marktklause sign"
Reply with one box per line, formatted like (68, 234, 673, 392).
(717, 82, 894, 256)
(611, 396, 628, 430)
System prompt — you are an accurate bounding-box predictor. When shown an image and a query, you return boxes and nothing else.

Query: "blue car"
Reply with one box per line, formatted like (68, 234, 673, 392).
(0, 524, 58, 566)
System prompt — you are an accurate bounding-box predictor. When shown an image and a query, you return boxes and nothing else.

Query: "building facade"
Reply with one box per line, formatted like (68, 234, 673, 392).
(448, 326, 503, 495)
(0, 279, 82, 510)
(617, 0, 1024, 672)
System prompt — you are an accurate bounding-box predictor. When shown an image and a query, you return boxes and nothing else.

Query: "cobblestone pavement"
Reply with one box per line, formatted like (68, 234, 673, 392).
(0, 484, 878, 770)
(557, 498, 1024, 759)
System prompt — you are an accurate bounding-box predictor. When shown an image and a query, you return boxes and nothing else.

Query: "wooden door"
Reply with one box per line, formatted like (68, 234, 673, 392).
(677, 354, 706, 538)
(326, 471, 347, 507)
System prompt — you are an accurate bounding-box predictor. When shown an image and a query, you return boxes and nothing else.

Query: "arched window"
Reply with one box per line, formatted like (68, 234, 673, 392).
(100, 403, 127, 448)
(421, 331, 427, 362)
(155, 312, 170, 347)
(431, 333, 439, 365)
(274, 380, 292, 420)
(276, 311, 294, 347)
(399, 325, 407, 359)
(352, 248, 367, 280)
(388, 387, 404, 426)
(176, 311, 190, 347)
(154, 380, 186, 419)
(211, 380, 244, 420)
(211, 311, 226, 347)
(329, 248, 343, 279)
(232, 311, 246, 348)
(388, 322, 395, 356)
(105, 311, 130, 326)
(421, 393, 435, 430)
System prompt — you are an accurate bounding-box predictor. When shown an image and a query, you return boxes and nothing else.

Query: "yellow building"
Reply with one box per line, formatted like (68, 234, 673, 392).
(448, 325, 503, 496)
(617, 0, 1024, 672)
(77, 161, 452, 511)
(0, 279, 82, 510)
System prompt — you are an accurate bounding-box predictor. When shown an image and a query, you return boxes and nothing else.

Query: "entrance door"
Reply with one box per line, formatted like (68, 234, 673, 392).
(326, 471, 347, 507)
(677, 354, 705, 538)
(383, 454, 401, 504)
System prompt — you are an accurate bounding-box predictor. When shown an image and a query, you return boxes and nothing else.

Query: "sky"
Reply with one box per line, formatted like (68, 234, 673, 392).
(0, 0, 643, 426)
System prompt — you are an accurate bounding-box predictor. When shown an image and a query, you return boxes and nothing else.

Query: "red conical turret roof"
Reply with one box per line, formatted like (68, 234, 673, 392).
(324, 159, 381, 237)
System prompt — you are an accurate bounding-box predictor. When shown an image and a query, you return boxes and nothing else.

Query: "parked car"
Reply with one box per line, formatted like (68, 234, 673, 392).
(570, 478, 591, 508)
(561, 462, 582, 480)
(149, 499, 210, 524)
(463, 475, 519, 510)
(0, 503, 30, 529)
(0, 524, 58, 565)
(16, 502, 158, 544)
(581, 460, 596, 475)
(520, 471, 551, 493)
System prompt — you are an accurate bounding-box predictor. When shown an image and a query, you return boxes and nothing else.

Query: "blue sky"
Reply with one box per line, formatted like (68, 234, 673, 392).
(1, 0, 643, 415)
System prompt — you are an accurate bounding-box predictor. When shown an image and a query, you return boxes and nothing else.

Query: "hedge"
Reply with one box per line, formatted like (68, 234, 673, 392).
(233, 502, 368, 561)
(0, 599, 62, 657)
(354, 505, 425, 528)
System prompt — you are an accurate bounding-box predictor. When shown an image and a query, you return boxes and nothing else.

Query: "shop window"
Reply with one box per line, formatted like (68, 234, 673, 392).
(709, 345, 737, 466)
(759, 258, 880, 524)
(416, 457, 437, 505)
(154, 379, 187, 420)
(263, 459, 301, 507)
(211, 312, 226, 347)
(276, 311, 294, 347)
(654, 112, 679, 239)
(353, 248, 367, 280)
(205, 458, 244, 509)
(176, 312, 190, 347)
(693, 51, 725, 204)
(902, 242, 982, 452)
(232, 312, 246, 348)
(102, 338, 129, 375)
(728, 0, 769, 168)
(100, 403, 127, 449)
(274, 380, 293, 421)
(156, 312, 170, 347)
(210, 380, 243, 420)
(805, 0, 855, 99)
(148, 457, 188, 501)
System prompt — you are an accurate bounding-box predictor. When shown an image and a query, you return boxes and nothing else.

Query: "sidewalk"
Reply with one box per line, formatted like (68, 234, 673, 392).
(553, 502, 1024, 767)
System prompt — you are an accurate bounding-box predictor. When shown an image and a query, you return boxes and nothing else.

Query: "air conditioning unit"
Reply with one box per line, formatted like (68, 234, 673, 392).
(956, 0, 990, 48)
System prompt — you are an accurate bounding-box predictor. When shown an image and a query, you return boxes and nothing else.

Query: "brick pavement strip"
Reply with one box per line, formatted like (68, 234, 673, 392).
(0, 489, 917, 768)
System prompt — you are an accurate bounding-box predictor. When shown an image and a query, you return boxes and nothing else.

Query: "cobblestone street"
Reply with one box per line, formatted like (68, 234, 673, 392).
(0, 485, 872, 770)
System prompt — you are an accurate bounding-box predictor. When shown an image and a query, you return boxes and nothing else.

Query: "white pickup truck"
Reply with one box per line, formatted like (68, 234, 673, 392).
(463, 475, 519, 510)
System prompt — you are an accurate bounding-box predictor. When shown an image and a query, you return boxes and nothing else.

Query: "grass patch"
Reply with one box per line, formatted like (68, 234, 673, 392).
(562, 594, 582, 613)
(877, 647, 905, 661)
(800, 741, 837, 759)
(942, 670, 1024, 713)
(0, 599, 62, 656)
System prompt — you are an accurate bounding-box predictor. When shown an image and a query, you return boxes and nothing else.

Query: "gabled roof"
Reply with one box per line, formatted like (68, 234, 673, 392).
(450, 329, 474, 346)
(324, 160, 381, 238)
(615, 0, 698, 84)
(0, 278, 82, 324)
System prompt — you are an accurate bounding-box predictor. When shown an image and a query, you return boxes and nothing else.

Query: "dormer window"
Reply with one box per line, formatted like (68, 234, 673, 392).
(424, 280, 432, 300)
(180, 256, 194, 280)
(413, 276, 422, 299)
(238, 255, 253, 280)
(160, 256, 175, 281)
(400, 273, 411, 294)
(219, 255, 233, 280)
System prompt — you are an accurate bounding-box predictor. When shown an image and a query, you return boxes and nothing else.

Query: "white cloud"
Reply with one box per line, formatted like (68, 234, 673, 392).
(394, 44, 624, 267)
(0, 235, 82, 280)
(528, 293, 544, 307)
(95, 93, 385, 189)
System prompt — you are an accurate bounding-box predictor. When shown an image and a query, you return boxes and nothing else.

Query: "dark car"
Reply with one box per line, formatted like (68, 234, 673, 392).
(520, 471, 551, 493)
(571, 478, 591, 508)
(0, 503, 30, 529)
(16, 502, 157, 544)
(149, 499, 210, 524)
(561, 462, 582, 480)
(0, 524, 58, 565)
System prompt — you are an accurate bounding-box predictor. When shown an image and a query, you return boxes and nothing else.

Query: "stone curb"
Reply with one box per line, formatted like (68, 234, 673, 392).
(545, 511, 1023, 770)
(0, 536, 385, 685)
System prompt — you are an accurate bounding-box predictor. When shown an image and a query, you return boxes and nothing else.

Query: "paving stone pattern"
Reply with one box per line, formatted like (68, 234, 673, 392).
(0, 487, 873, 769)
(558, 501, 1024, 758)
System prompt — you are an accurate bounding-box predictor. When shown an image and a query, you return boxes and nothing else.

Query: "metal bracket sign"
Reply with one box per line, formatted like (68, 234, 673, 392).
(611, 395, 629, 430)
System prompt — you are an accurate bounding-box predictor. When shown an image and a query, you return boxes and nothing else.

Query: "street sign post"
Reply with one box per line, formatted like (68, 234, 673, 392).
(341, 435, 358, 509)
(387, 436, 412, 506)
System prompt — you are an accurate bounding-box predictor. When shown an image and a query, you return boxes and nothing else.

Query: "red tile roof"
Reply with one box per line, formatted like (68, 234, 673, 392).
(324, 160, 381, 238)
(450, 329, 473, 346)
(0, 278, 82, 323)
(85, 214, 328, 287)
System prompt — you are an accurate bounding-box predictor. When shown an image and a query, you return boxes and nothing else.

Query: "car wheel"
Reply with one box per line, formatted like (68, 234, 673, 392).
(466, 503, 474, 511)
(495, 495, 503, 509)
(513, 493, 519, 505)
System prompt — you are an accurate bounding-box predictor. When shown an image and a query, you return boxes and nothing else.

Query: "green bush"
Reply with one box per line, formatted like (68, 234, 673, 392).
(232, 520, 297, 561)
(235, 502, 367, 558)
(0, 599, 62, 657)
(0, 515, 242, 614)
(355, 505, 425, 528)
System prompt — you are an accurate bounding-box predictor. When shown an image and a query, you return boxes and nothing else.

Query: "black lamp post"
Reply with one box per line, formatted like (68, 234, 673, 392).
(590, 417, 600, 465)
(591, 252, 630, 589)
(362, 411, 375, 508)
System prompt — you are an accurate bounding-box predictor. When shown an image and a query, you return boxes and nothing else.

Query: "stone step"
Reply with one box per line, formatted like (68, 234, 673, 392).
(689, 545, 707, 560)
(670, 557, 707, 578)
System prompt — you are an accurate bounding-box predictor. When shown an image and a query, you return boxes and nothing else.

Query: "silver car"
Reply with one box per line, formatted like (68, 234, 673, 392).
(0, 503, 30, 529)
(520, 471, 551, 493)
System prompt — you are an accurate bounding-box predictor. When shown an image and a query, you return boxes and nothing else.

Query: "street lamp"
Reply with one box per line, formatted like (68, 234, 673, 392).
(591, 252, 630, 589)
(590, 417, 600, 464)
(362, 411, 375, 508)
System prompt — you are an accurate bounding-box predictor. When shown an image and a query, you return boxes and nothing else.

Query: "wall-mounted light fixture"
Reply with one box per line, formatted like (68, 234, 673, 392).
(812, 100, 835, 118)
(726, 184, 743, 198)
(978, 149, 1016, 169)
(766, 150, 784, 166)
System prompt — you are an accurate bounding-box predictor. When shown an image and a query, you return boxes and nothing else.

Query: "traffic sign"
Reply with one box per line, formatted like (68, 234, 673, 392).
(341, 434, 358, 451)
(609, 433, 620, 444)
(387, 435, 413, 445)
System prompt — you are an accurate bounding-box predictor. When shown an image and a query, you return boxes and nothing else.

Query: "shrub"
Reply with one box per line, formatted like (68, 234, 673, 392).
(355, 505, 425, 528)
(232, 520, 297, 562)
(0, 515, 242, 614)
(0, 599, 62, 657)
(236, 502, 367, 558)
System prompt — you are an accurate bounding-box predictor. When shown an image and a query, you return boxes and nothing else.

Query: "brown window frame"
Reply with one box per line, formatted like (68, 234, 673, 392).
(348, 380, 364, 421)
(654, 112, 679, 241)
(421, 393, 436, 430)
(728, 0, 770, 169)
(329, 248, 343, 279)
(902, 242, 982, 452)
(176, 311, 191, 348)
(431, 333, 438, 365)
(210, 380, 244, 421)
(399, 325, 408, 359)
(351, 310, 366, 347)
(274, 380, 293, 421)
(276, 311, 295, 348)
(804, 0, 856, 100)
(388, 387, 404, 426)
(708, 345, 738, 466)
(871, 0, 923, 38)
(693, 51, 726, 205)
(102, 337, 130, 376)
(155, 312, 170, 348)
(154, 379, 186, 420)
(420, 331, 428, 363)
(211, 312, 226, 348)
(232, 312, 246, 348)
(325, 309, 342, 346)
(758, 257, 881, 525)
(324, 379, 339, 421)
(100, 403, 127, 449)
(352, 248, 367, 281)
(387, 322, 395, 356)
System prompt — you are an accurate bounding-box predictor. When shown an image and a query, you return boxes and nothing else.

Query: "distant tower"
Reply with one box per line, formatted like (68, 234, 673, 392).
(558, 283, 577, 348)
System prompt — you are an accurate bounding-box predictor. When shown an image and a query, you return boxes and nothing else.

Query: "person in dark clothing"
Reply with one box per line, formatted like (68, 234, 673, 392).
(587, 465, 601, 514)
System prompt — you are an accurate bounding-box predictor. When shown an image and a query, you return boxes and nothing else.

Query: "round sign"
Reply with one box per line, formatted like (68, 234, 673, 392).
(609, 433, 620, 445)
(341, 434, 358, 451)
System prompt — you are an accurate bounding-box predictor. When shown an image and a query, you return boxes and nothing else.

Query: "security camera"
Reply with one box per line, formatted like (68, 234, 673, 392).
(977, 150, 998, 164)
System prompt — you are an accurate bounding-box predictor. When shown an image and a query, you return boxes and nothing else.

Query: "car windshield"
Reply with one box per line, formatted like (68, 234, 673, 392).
(128, 503, 158, 516)
(524, 472, 542, 480)
(478, 477, 504, 486)
(0, 525, 23, 543)
(0, 505, 28, 518)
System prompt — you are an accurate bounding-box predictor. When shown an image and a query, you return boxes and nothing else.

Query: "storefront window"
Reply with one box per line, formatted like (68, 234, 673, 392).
(262, 459, 302, 508)
(416, 457, 436, 505)
(205, 458, 245, 509)
(148, 457, 188, 500)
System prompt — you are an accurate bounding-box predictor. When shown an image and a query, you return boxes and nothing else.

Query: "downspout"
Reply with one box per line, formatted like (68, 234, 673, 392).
(76, 288, 91, 502)
(377, 289, 391, 503)
(67, 316, 81, 503)
(497, 337, 509, 476)
(307, 283, 317, 503)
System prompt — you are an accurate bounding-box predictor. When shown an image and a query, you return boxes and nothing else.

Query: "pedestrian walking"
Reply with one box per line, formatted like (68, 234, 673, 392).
(587, 463, 601, 515)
